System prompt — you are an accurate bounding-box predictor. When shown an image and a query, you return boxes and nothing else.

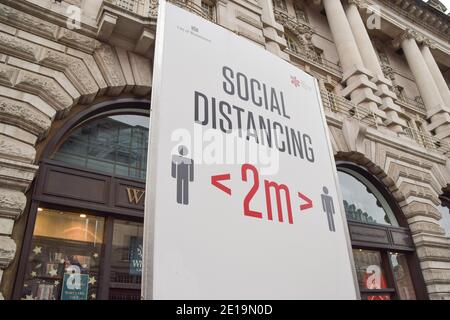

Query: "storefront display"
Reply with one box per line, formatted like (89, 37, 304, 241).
(21, 209, 103, 300)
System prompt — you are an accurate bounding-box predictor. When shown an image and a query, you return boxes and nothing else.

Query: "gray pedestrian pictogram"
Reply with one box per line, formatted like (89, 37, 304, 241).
(171, 145, 194, 205)
(321, 186, 336, 232)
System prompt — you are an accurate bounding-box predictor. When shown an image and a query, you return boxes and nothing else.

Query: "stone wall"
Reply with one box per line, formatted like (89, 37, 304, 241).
(0, 1, 152, 299)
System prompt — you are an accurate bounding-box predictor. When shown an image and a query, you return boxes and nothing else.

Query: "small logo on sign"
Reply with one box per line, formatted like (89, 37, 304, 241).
(290, 76, 300, 88)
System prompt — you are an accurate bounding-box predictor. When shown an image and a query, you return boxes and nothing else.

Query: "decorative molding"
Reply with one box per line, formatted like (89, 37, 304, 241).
(392, 28, 426, 48)
(378, 0, 450, 42)
(93, 44, 127, 96)
(0, 188, 26, 220)
(0, 3, 100, 54)
(236, 25, 265, 45)
(14, 68, 73, 115)
(236, 10, 263, 29)
(273, 9, 324, 64)
(0, 97, 51, 138)
(0, 236, 15, 268)
(423, 38, 438, 49)
(347, 0, 364, 7)
(0, 134, 36, 164)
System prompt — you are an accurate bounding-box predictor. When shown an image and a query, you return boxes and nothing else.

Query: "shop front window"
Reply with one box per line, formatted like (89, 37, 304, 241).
(353, 249, 391, 300)
(389, 252, 416, 300)
(352, 249, 417, 300)
(53, 114, 149, 180)
(21, 208, 104, 300)
(338, 169, 399, 226)
(109, 220, 143, 300)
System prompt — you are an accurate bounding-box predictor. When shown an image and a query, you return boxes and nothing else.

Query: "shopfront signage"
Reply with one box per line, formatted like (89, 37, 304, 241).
(143, 1, 358, 299)
(129, 236, 143, 275)
(61, 271, 89, 300)
(126, 187, 145, 205)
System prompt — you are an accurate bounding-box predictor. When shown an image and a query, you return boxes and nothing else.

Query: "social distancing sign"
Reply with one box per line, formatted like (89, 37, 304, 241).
(143, 1, 359, 299)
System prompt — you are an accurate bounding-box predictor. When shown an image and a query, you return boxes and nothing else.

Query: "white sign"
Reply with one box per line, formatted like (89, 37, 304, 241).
(143, 1, 359, 299)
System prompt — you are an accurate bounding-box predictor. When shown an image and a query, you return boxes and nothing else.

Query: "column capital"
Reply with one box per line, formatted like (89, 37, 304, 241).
(422, 38, 437, 50)
(392, 29, 425, 49)
(347, 0, 364, 7)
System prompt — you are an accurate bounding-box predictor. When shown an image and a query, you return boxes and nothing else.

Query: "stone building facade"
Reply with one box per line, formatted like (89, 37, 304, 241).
(0, 0, 449, 300)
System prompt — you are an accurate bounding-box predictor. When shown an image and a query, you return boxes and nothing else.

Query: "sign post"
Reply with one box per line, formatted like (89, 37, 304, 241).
(143, 1, 359, 299)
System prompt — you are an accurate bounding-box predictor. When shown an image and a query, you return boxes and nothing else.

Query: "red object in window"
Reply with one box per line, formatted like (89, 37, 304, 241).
(364, 270, 390, 300)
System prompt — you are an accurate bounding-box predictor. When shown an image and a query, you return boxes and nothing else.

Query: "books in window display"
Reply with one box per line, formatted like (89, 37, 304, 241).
(23, 278, 60, 300)
(34, 236, 100, 273)
(37, 283, 55, 300)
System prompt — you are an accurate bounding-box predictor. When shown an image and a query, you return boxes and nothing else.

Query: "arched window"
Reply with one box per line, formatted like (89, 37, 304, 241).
(52, 114, 149, 180)
(15, 100, 150, 301)
(338, 168, 399, 226)
(337, 164, 427, 300)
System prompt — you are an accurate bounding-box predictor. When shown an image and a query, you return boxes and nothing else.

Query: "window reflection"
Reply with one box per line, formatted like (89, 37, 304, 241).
(109, 220, 143, 300)
(338, 169, 398, 226)
(389, 252, 416, 300)
(352, 249, 390, 300)
(53, 114, 149, 180)
(437, 204, 450, 237)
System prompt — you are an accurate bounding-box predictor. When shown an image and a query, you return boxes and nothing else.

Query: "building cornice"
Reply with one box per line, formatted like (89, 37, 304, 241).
(375, 0, 449, 43)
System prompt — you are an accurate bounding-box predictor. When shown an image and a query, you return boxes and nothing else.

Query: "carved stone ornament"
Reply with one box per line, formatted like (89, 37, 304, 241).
(149, 0, 159, 17)
(393, 28, 426, 48)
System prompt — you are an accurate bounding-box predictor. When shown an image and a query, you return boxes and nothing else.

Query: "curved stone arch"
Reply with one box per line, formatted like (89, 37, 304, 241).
(328, 119, 446, 223)
(334, 150, 405, 205)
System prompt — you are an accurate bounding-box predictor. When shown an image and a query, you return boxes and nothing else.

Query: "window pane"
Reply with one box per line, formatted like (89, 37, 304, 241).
(110, 220, 143, 292)
(352, 249, 391, 300)
(389, 252, 416, 300)
(21, 208, 104, 300)
(338, 169, 399, 226)
(438, 205, 450, 236)
(361, 293, 392, 300)
(53, 114, 149, 180)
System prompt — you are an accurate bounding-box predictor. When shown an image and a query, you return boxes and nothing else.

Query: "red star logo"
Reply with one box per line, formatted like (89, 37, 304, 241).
(291, 76, 300, 88)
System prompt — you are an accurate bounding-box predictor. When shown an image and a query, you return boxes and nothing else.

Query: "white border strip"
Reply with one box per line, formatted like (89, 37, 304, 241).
(142, 0, 167, 300)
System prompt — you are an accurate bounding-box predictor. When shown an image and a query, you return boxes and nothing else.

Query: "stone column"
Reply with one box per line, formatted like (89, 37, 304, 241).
(394, 29, 450, 144)
(216, 0, 231, 30)
(345, 0, 404, 133)
(322, 0, 385, 123)
(394, 30, 446, 118)
(421, 40, 450, 107)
